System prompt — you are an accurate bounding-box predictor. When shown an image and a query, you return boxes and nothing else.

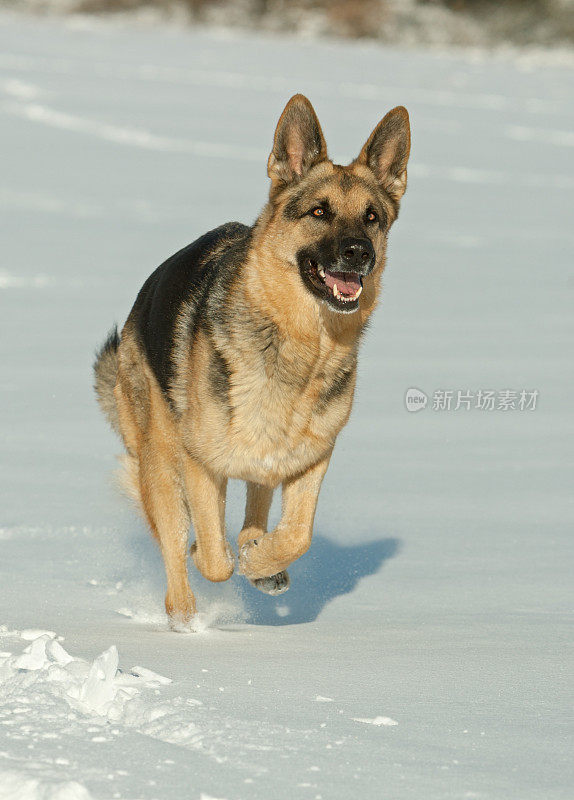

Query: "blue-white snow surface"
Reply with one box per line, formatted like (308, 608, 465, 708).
(0, 12, 573, 800)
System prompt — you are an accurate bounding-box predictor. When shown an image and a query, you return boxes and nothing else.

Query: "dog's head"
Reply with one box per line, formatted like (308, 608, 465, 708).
(263, 94, 410, 315)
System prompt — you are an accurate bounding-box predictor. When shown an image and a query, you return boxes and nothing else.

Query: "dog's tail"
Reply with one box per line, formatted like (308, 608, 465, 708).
(93, 325, 121, 435)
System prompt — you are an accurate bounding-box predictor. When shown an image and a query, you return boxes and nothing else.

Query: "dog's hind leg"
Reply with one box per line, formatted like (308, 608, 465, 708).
(239, 452, 332, 584)
(238, 483, 289, 595)
(138, 443, 195, 628)
(114, 342, 195, 627)
(185, 457, 234, 583)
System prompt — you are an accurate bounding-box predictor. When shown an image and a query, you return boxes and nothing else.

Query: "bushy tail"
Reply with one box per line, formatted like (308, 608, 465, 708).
(93, 325, 120, 435)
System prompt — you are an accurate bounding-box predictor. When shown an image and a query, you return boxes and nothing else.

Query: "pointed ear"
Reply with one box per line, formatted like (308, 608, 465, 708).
(355, 106, 411, 202)
(267, 94, 328, 193)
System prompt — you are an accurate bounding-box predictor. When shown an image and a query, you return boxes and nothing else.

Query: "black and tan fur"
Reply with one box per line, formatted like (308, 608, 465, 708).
(94, 94, 410, 627)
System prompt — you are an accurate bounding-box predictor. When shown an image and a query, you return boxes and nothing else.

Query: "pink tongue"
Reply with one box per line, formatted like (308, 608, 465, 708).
(323, 270, 361, 297)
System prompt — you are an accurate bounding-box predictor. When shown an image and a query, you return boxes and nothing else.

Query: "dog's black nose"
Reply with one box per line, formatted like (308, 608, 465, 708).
(339, 238, 375, 271)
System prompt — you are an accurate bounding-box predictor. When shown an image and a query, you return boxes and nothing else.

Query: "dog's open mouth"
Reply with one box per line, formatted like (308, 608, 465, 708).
(304, 259, 363, 310)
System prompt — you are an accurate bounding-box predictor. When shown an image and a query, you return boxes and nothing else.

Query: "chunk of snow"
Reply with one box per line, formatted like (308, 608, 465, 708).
(352, 716, 398, 727)
(0, 771, 94, 799)
(21, 629, 57, 641)
(123, 665, 172, 686)
(0, 625, 20, 638)
(199, 794, 229, 800)
(1, 635, 172, 723)
(14, 634, 55, 670)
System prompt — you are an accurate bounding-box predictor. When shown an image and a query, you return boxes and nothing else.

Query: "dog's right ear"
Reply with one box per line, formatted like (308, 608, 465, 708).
(267, 94, 328, 194)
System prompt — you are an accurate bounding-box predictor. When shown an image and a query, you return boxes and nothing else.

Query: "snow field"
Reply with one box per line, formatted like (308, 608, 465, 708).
(1, 11, 573, 800)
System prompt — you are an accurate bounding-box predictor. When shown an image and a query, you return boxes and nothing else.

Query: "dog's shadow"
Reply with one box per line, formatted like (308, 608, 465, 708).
(122, 522, 400, 628)
(236, 534, 400, 626)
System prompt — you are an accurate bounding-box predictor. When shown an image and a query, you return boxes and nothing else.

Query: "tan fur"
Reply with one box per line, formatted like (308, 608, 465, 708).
(93, 332, 120, 434)
(95, 95, 410, 626)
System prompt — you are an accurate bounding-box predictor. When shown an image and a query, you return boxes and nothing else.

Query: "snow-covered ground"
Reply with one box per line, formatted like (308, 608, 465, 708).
(1, 12, 573, 800)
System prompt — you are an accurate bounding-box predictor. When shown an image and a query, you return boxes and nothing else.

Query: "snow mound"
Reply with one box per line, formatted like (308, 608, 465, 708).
(0, 633, 207, 757)
(0, 634, 171, 722)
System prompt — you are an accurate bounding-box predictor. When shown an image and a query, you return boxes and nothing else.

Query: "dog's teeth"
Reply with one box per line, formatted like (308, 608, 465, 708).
(318, 268, 326, 279)
(331, 281, 363, 303)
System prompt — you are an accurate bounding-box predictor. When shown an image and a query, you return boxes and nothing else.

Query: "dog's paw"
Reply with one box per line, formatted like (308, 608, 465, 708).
(165, 595, 197, 633)
(249, 570, 290, 596)
(168, 613, 197, 633)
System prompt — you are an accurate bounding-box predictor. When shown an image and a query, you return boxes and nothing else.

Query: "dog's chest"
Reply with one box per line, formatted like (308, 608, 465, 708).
(219, 337, 354, 483)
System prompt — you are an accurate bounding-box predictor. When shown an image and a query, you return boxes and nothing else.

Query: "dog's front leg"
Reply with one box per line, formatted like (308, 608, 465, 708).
(239, 481, 285, 593)
(184, 456, 234, 583)
(239, 482, 274, 550)
(239, 451, 332, 591)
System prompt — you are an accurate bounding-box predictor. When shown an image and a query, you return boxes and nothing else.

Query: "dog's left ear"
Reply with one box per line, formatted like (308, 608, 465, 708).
(355, 106, 411, 202)
(268, 94, 328, 193)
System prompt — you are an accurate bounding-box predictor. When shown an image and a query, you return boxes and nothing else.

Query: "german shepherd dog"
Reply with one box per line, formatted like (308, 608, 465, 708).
(94, 94, 410, 628)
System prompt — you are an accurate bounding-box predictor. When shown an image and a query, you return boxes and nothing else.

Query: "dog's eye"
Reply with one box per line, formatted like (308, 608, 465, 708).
(365, 209, 378, 223)
(311, 207, 325, 218)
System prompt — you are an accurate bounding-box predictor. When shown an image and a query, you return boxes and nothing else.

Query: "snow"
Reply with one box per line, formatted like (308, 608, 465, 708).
(0, 635, 172, 721)
(352, 716, 399, 727)
(1, 10, 573, 800)
(0, 771, 94, 800)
